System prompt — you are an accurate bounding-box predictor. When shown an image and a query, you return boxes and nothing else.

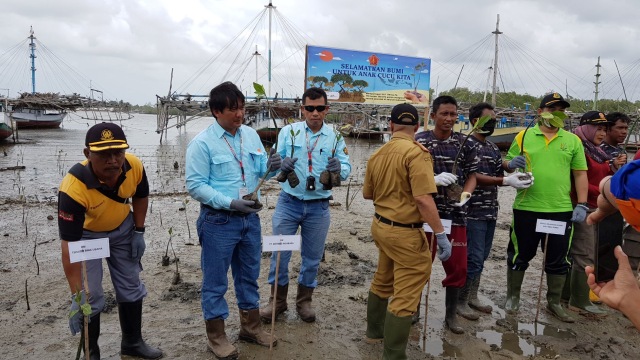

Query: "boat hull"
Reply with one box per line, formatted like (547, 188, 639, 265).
(6, 109, 66, 129)
(0, 123, 12, 141)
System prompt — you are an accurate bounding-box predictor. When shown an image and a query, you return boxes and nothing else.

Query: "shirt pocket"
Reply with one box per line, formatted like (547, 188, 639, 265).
(211, 154, 237, 180)
(249, 149, 265, 176)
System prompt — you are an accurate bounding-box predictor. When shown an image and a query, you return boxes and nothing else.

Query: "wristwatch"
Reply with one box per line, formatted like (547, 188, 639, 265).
(134, 226, 145, 233)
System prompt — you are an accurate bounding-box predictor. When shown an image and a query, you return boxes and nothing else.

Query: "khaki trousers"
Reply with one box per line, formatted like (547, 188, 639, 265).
(369, 218, 432, 317)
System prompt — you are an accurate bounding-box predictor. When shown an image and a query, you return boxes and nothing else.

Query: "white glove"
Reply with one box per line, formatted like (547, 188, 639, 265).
(434, 172, 458, 186)
(502, 172, 534, 189)
(453, 192, 472, 207)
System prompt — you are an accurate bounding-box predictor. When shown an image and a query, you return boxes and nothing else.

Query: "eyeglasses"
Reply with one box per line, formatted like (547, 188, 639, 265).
(303, 105, 327, 112)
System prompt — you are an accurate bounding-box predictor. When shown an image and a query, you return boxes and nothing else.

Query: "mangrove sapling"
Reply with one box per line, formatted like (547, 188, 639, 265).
(320, 130, 344, 190)
(345, 178, 362, 212)
(162, 227, 174, 266)
(181, 198, 192, 241)
(276, 128, 301, 188)
(447, 115, 493, 203)
(69, 290, 92, 360)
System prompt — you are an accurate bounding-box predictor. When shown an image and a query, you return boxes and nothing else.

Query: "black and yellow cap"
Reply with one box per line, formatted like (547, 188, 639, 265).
(390, 103, 419, 125)
(539, 92, 570, 109)
(85, 122, 129, 152)
(580, 111, 608, 126)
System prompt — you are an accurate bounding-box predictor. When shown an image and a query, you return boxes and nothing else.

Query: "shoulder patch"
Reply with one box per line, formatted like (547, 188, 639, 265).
(414, 140, 430, 153)
(58, 210, 74, 222)
(343, 146, 349, 155)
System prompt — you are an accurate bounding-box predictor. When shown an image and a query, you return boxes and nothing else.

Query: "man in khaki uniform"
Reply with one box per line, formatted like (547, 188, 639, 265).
(363, 103, 451, 360)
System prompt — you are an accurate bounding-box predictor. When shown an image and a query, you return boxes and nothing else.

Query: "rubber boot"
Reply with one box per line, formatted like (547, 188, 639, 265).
(457, 279, 479, 320)
(81, 314, 101, 360)
(260, 283, 289, 323)
(118, 301, 163, 359)
(296, 285, 316, 322)
(546, 274, 575, 323)
(365, 291, 388, 343)
(205, 319, 238, 359)
(382, 311, 412, 360)
(561, 271, 571, 304)
(239, 308, 277, 347)
(568, 268, 607, 315)
(504, 269, 525, 313)
(444, 287, 464, 334)
(468, 275, 493, 314)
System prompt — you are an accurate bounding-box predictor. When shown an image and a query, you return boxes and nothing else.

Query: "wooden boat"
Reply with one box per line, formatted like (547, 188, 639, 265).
(0, 122, 12, 141)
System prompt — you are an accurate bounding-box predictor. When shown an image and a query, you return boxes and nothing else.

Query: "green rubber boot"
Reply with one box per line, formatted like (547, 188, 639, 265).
(561, 271, 571, 304)
(382, 311, 412, 360)
(568, 268, 607, 316)
(365, 291, 388, 343)
(504, 269, 525, 313)
(546, 274, 575, 323)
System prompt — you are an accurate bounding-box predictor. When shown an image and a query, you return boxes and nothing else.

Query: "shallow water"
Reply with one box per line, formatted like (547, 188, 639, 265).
(0, 113, 381, 201)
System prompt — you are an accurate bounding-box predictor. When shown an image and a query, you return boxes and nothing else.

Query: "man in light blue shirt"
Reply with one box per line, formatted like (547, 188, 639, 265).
(260, 87, 351, 323)
(186, 81, 281, 359)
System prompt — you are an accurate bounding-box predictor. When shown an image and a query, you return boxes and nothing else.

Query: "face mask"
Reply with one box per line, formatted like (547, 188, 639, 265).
(477, 119, 496, 136)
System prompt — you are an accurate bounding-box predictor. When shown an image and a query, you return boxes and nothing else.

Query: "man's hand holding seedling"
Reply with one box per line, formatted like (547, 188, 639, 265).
(503, 172, 534, 189)
(434, 172, 458, 186)
(507, 156, 526, 170)
(281, 157, 298, 173)
(326, 157, 341, 173)
(267, 148, 282, 171)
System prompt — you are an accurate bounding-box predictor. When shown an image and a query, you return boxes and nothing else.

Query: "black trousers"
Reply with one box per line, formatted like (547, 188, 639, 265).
(507, 209, 573, 275)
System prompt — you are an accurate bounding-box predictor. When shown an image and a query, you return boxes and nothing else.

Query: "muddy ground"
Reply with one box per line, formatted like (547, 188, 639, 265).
(0, 180, 639, 360)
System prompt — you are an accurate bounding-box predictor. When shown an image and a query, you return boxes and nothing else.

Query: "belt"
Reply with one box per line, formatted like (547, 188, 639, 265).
(201, 204, 251, 217)
(374, 213, 423, 229)
(283, 192, 331, 203)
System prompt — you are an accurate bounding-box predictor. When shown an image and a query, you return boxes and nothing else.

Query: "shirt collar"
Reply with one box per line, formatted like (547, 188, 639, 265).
(212, 120, 242, 139)
(533, 124, 564, 137)
(304, 121, 330, 136)
(391, 132, 415, 141)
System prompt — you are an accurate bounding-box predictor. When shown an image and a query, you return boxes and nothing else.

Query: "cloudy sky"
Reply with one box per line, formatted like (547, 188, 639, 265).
(1, 0, 639, 105)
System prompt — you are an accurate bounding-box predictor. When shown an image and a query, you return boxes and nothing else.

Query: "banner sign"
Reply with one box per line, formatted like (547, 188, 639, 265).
(305, 45, 431, 105)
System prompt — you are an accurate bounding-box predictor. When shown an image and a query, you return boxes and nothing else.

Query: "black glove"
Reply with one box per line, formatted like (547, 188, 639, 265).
(281, 157, 298, 173)
(230, 199, 261, 213)
(266, 148, 281, 171)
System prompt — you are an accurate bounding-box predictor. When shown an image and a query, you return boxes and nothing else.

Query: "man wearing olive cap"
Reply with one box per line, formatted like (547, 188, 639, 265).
(58, 122, 162, 359)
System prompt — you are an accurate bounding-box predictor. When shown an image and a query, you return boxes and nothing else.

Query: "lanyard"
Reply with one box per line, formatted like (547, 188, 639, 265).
(223, 133, 245, 186)
(305, 130, 321, 172)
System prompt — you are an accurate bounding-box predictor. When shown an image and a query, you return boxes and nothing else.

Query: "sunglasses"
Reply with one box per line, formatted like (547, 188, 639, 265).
(303, 105, 327, 112)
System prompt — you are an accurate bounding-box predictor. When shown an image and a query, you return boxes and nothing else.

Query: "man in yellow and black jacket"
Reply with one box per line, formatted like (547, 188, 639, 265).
(58, 122, 162, 360)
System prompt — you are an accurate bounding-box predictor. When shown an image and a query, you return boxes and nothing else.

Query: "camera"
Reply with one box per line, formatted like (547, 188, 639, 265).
(306, 176, 316, 191)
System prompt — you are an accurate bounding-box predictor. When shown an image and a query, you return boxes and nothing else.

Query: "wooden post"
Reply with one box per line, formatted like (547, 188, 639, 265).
(534, 234, 549, 323)
(269, 251, 281, 352)
(422, 233, 435, 351)
(82, 261, 91, 360)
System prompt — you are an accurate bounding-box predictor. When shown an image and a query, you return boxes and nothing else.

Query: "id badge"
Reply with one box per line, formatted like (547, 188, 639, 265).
(239, 187, 249, 198)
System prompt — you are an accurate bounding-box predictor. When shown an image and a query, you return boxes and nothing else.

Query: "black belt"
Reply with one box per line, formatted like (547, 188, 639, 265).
(201, 204, 251, 217)
(374, 213, 423, 229)
(283, 192, 331, 203)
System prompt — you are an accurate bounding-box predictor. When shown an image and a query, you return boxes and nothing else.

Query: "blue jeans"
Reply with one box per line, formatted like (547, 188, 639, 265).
(466, 219, 496, 277)
(197, 207, 262, 320)
(268, 192, 331, 288)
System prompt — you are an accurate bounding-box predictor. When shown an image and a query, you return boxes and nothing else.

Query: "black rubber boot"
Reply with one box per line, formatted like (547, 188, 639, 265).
(118, 300, 164, 359)
(468, 275, 493, 314)
(504, 269, 525, 313)
(444, 287, 464, 334)
(365, 291, 388, 343)
(457, 279, 479, 320)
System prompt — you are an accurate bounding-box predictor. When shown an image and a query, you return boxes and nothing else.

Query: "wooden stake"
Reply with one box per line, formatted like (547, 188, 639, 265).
(82, 261, 91, 360)
(422, 233, 435, 351)
(269, 251, 281, 352)
(534, 233, 549, 323)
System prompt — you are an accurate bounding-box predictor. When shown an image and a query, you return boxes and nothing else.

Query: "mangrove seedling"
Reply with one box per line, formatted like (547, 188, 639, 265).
(320, 130, 344, 190)
(275, 128, 301, 188)
(162, 227, 174, 267)
(447, 114, 493, 203)
(182, 198, 192, 241)
(70, 290, 92, 360)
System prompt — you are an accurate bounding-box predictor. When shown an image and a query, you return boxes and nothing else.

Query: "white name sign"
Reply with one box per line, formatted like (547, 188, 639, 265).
(423, 219, 452, 235)
(535, 219, 567, 235)
(263, 235, 302, 252)
(68, 238, 110, 263)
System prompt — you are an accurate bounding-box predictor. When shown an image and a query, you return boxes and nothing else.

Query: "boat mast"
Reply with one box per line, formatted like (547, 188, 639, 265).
(266, 1, 275, 98)
(29, 26, 37, 94)
(252, 45, 261, 83)
(593, 56, 601, 110)
(491, 14, 502, 107)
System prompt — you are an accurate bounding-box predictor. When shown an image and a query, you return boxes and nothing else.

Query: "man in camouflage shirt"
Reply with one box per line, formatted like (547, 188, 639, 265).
(458, 103, 533, 321)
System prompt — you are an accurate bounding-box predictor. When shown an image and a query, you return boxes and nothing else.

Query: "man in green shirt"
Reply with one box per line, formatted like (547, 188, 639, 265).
(502, 93, 588, 323)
